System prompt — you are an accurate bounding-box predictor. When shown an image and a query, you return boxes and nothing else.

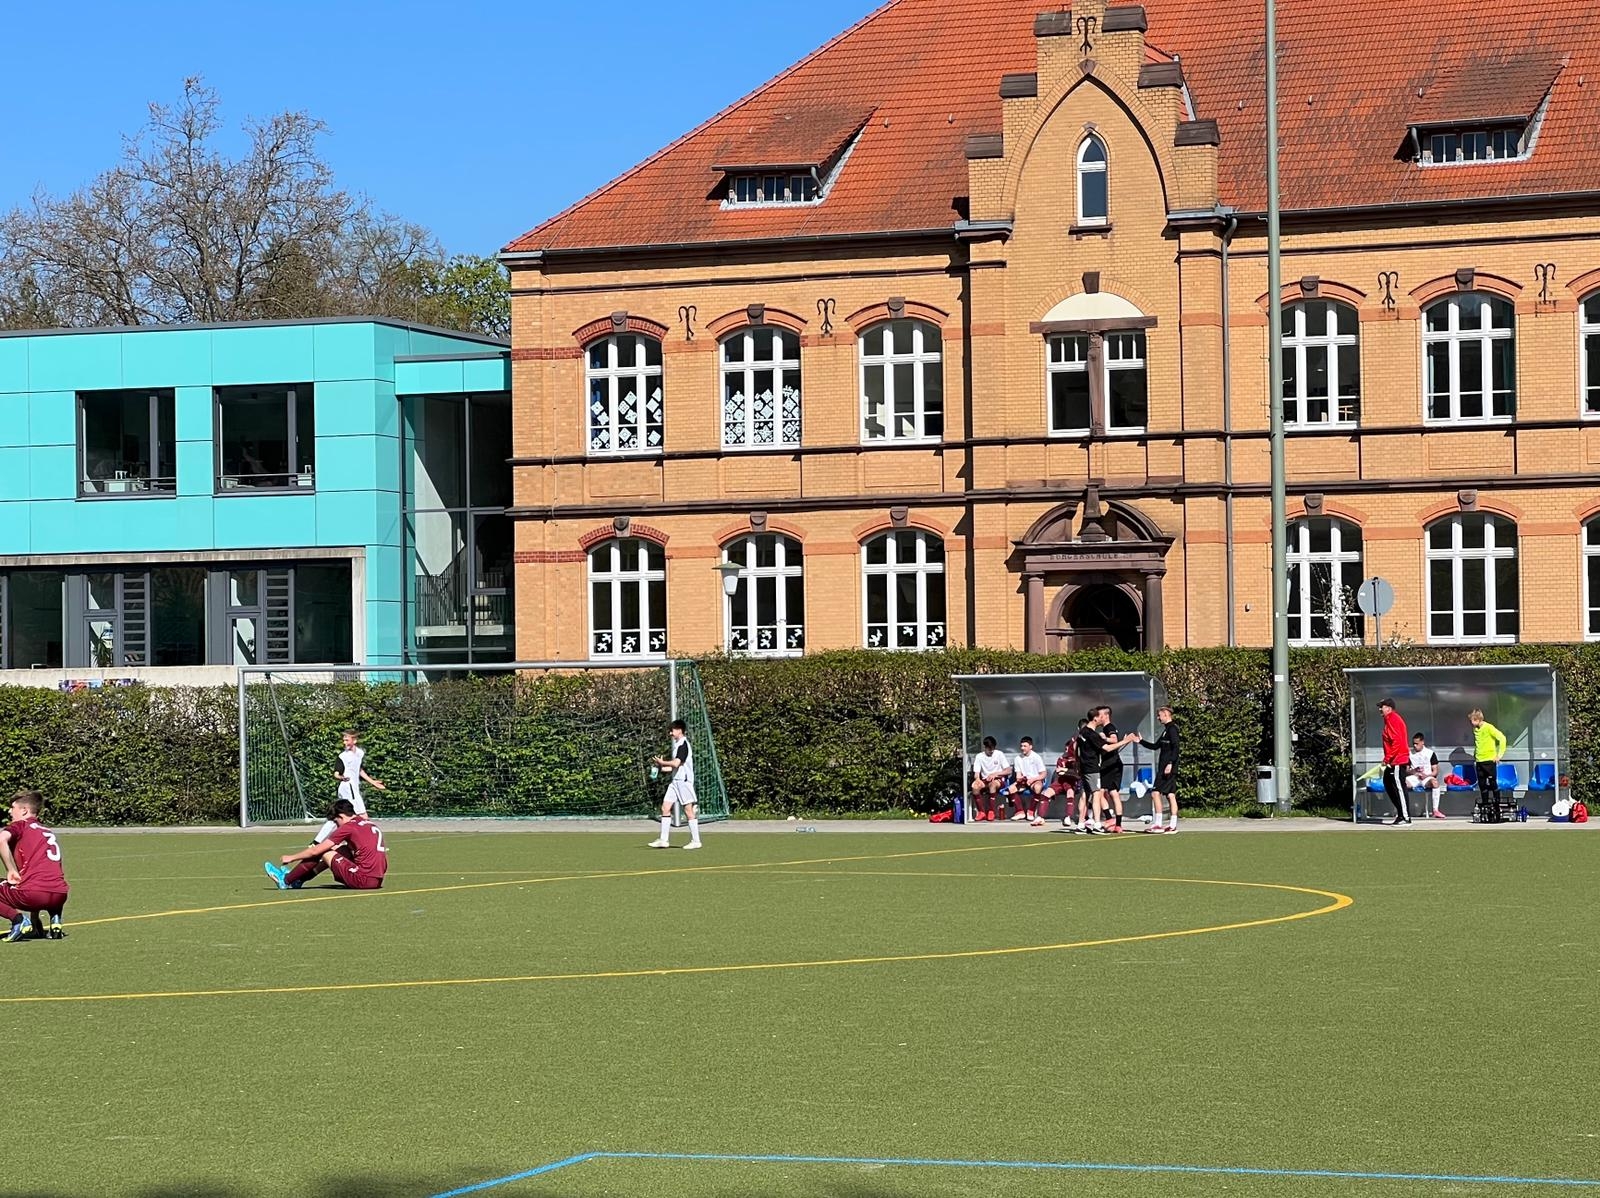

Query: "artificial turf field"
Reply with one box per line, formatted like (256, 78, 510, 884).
(13, 825, 1598, 1197)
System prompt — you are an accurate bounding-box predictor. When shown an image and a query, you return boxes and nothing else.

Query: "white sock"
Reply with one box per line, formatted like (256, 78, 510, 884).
(659, 816, 671, 842)
(688, 817, 700, 843)
(1168, 815, 1178, 828)
(313, 820, 336, 843)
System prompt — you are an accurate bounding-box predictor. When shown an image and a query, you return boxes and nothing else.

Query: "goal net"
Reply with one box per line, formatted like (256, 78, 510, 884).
(237, 661, 729, 826)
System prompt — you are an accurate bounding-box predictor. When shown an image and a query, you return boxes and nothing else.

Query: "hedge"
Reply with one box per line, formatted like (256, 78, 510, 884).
(1, 644, 1596, 823)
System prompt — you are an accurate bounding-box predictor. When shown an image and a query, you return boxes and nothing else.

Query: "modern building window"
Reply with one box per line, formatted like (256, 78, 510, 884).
(1282, 301, 1360, 426)
(1423, 294, 1515, 423)
(1047, 335, 1092, 433)
(1426, 514, 1519, 644)
(862, 530, 946, 650)
(586, 334, 663, 455)
(721, 327, 801, 449)
(588, 538, 666, 659)
(723, 534, 804, 656)
(216, 384, 315, 490)
(403, 394, 514, 664)
(1582, 293, 1600, 417)
(860, 319, 943, 442)
(1585, 518, 1600, 640)
(1076, 134, 1108, 225)
(0, 563, 349, 669)
(78, 389, 176, 495)
(1104, 331, 1148, 433)
(1286, 517, 1365, 645)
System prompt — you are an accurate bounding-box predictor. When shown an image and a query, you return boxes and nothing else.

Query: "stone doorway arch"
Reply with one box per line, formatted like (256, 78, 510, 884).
(1014, 487, 1174, 654)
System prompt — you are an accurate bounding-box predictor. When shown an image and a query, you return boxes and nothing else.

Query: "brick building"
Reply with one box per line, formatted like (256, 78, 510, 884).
(501, 0, 1600, 662)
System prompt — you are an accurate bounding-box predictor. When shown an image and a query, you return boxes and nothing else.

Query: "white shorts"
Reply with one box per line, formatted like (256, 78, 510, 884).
(338, 781, 367, 815)
(1407, 777, 1437, 792)
(669, 776, 698, 809)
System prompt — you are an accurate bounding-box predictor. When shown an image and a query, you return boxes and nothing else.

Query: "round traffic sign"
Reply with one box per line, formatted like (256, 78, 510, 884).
(1356, 576, 1395, 617)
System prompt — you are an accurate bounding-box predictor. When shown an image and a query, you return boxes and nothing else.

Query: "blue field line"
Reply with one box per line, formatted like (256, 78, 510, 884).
(430, 1148, 1600, 1194)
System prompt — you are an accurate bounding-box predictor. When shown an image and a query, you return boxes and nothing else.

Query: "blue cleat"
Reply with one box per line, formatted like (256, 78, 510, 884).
(263, 861, 290, 890)
(3, 917, 32, 943)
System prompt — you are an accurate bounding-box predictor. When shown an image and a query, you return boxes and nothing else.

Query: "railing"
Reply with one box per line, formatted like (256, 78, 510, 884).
(81, 473, 178, 495)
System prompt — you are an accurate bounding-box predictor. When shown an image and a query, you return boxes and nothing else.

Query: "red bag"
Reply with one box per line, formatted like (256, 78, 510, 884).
(1572, 801, 1589, 824)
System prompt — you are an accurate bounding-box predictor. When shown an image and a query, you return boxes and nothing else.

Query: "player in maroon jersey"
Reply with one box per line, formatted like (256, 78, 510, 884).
(263, 798, 389, 891)
(0, 790, 68, 941)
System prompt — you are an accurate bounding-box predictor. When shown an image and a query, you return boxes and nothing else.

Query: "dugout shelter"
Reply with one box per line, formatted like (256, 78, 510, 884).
(954, 672, 1168, 822)
(1344, 664, 1567, 821)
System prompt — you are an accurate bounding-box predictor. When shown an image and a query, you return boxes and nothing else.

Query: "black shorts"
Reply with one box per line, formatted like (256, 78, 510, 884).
(1100, 766, 1124, 793)
(1154, 769, 1178, 795)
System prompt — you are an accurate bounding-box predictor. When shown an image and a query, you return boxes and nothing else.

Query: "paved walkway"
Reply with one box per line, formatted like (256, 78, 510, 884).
(69, 816, 1597, 835)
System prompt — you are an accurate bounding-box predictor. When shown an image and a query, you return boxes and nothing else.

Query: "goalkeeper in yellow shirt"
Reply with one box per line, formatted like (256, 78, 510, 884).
(1468, 709, 1509, 819)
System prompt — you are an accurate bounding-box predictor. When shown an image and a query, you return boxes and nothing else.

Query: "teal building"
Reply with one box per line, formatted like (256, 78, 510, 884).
(0, 318, 511, 679)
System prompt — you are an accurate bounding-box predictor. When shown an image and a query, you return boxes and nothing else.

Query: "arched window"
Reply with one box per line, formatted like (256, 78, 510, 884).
(1585, 518, 1600, 639)
(860, 319, 943, 442)
(588, 538, 666, 658)
(1076, 135, 1108, 226)
(1422, 294, 1515, 423)
(1425, 514, 1518, 644)
(723, 534, 804, 655)
(862, 530, 946, 650)
(1286, 517, 1364, 644)
(1281, 300, 1360, 426)
(1582, 292, 1600, 417)
(586, 334, 663, 455)
(721, 327, 801, 449)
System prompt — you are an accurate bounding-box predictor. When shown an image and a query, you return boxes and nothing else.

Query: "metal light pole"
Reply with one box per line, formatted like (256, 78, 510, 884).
(1266, 0, 1292, 811)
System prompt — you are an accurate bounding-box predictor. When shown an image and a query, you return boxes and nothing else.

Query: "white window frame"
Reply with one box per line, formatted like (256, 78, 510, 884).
(859, 319, 943, 444)
(1046, 334, 1092, 435)
(1585, 518, 1600, 641)
(585, 334, 664, 457)
(587, 538, 667, 660)
(1422, 294, 1515, 425)
(1103, 330, 1147, 435)
(862, 530, 946, 651)
(1424, 515, 1519, 645)
(1286, 518, 1364, 646)
(720, 327, 802, 450)
(1076, 134, 1108, 226)
(1282, 301, 1361, 427)
(723, 534, 805, 657)
(1581, 293, 1600, 418)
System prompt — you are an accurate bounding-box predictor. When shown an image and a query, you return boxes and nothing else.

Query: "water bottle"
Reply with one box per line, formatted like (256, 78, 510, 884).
(1355, 803, 1363, 821)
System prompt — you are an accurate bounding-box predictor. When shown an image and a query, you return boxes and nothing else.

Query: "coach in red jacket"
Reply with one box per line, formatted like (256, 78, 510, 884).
(1378, 698, 1412, 826)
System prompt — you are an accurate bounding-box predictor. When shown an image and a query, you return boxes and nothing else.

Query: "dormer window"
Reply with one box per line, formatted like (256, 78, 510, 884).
(713, 104, 872, 210)
(729, 172, 820, 205)
(1421, 125, 1526, 165)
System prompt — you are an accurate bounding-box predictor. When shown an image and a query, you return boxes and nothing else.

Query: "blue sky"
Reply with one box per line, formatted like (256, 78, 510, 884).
(0, 0, 873, 256)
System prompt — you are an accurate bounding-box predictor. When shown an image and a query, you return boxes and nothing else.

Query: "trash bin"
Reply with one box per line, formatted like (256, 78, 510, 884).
(1256, 765, 1277, 808)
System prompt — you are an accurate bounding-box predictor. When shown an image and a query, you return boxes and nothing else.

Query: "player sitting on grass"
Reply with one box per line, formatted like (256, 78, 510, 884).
(650, 719, 702, 850)
(1007, 736, 1049, 825)
(969, 736, 1011, 822)
(311, 730, 386, 845)
(265, 799, 389, 890)
(0, 790, 68, 941)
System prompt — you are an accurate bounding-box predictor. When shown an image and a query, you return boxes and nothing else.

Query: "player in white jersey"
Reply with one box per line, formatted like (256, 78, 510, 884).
(650, 719, 702, 850)
(313, 730, 387, 844)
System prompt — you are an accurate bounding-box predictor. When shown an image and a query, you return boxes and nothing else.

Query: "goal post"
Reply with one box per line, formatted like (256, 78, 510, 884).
(237, 661, 730, 827)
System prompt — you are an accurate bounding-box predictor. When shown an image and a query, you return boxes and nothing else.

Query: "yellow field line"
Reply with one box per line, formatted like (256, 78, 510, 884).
(67, 837, 1091, 930)
(1, 868, 1349, 1006)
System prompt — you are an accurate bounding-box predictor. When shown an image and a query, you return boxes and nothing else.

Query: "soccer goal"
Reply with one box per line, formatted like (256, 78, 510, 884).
(236, 661, 729, 827)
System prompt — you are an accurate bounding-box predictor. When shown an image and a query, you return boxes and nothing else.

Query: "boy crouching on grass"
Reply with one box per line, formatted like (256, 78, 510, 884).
(0, 790, 68, 941)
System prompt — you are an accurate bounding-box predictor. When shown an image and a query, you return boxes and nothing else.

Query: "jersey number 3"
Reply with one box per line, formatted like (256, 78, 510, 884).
(42, 832, 61, 862)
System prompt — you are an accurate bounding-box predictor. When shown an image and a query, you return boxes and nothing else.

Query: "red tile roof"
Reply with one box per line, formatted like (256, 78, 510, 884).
(506, 0, 1600, 255)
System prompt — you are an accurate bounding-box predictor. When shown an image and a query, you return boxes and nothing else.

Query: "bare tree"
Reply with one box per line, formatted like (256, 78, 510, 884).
(0, 79, 493, 332)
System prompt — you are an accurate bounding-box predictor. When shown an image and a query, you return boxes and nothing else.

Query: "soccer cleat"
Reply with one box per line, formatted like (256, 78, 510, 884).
(1146, 824, 1165, 834)
(683, 840, 702, 851)
(45, 916, 64, 940)
(1010, 812, 1028, 821)
(1029, 817, 1044, 827)
(3, 918, 31, 943)
(1432, 809, 1447, 819)
(648, 838, 670, 848)
(263, 861, 290, 890)
(1166, 825, 1179, 834)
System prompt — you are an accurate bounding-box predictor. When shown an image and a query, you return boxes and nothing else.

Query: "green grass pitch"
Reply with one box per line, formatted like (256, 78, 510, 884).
(13, 826, 1598, 1197)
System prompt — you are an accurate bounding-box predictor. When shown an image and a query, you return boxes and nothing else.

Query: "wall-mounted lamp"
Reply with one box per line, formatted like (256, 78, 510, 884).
(715, 560, 742, 598)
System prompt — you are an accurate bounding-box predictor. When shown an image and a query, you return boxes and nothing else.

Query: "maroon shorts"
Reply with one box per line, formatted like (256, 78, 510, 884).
(328, 857, 384, 890)
(0, 883, 67, 920)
